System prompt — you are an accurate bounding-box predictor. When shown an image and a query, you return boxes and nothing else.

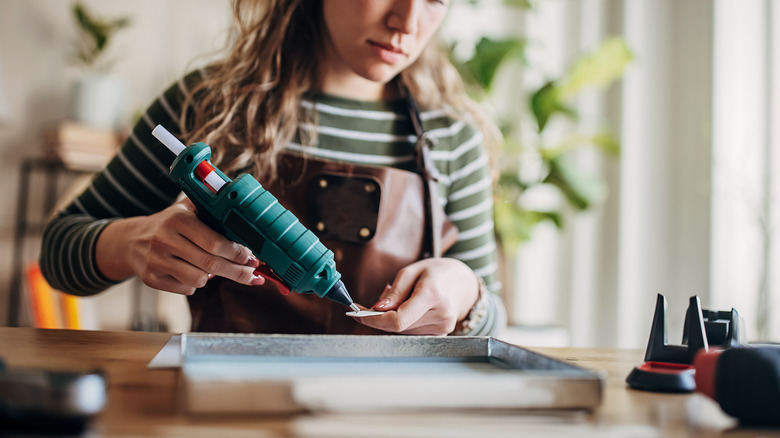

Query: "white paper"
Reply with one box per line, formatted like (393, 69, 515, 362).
(346, 310, 386, 317)
(147, 335, 181, 369)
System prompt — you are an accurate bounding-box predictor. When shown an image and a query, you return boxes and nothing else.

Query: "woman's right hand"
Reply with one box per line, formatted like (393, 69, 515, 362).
(95, 198, 264, 295)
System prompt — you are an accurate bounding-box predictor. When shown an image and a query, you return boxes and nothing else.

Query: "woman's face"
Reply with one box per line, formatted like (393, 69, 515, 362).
(319, 0, 449, 99)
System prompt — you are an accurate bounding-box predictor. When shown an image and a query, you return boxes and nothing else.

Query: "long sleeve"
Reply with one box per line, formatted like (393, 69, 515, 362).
(434, 121, 506, 336)
(40, 77, 195, 295)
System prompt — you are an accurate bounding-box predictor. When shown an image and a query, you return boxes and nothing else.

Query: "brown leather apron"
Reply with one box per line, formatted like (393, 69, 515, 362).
(187, 152, 458, 334)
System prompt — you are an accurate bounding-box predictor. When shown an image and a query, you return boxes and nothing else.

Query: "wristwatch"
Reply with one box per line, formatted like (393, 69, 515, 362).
(452, 276, 489, 336)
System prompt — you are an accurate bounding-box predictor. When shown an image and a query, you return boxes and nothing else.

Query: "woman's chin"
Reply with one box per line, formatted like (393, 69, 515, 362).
(359, 65, 405, 85)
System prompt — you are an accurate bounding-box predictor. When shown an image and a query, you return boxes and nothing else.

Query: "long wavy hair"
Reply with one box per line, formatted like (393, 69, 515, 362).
(181, 0, 500, 180)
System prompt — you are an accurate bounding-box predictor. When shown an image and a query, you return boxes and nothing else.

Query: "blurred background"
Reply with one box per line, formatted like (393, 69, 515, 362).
(0, 0, 777, 349)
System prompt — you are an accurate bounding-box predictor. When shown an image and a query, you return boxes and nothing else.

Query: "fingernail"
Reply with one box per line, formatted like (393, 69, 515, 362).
(207, 273, 215, 279)
(373, 299, 390, 310)
(251, 274, 265, 286)
(247, 254, 260, 268)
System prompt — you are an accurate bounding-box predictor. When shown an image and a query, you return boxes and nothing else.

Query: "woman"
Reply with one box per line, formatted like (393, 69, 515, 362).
(41, 0, 506, 336)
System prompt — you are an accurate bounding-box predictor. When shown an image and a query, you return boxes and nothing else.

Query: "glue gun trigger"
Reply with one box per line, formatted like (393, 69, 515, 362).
(253, 264, 292, 295)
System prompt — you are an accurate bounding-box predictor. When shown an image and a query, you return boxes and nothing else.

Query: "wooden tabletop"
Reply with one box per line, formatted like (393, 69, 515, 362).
(1, 327, 778, 437)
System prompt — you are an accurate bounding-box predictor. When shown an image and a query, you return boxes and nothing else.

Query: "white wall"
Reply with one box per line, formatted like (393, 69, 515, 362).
(711, 0, 780, 342)
(613, 0, 715, 348)
(0, 0, 232, 329)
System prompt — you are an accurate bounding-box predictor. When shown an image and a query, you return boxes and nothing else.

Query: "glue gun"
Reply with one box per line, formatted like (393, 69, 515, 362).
(151, 125, 358, 311)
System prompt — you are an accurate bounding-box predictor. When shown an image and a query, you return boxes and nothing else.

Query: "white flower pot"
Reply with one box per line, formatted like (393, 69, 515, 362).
(73, 74, 126, 129)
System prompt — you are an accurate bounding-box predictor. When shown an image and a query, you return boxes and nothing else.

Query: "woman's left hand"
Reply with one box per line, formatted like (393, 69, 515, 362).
(354, 258, 480, 335)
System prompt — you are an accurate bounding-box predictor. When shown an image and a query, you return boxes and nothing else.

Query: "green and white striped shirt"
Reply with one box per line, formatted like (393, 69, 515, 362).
(40, 73, 506, 336)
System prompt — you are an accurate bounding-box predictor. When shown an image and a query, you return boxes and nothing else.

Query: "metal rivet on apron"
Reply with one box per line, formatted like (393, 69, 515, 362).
(319, 178, 328, 188)
(359, 227, 371, 238)
(364, 182, 376, 193)
(316, 221, 326, 231)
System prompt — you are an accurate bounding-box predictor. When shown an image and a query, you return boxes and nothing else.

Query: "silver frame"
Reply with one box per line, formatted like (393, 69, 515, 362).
(180, 334, 604, 414)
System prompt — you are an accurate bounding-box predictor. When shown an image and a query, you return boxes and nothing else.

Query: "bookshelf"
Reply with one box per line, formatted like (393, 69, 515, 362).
(7, 122, 179, 331)
(7, 156, 92, 326)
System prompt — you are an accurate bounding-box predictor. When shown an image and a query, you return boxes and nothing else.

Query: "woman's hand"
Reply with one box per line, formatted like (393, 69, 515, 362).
(95, 198, 264, 295)
(354, 258, 480, 335)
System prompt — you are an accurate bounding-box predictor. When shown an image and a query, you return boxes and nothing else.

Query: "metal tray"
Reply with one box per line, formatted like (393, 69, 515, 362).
(179, 334, 603, 414)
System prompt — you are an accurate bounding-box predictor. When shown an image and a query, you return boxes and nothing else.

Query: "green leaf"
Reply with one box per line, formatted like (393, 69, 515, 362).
(529, 38, 631, 132)
(74, 4, 97, 36)
(498, 172, 527, 192)
(589, 132, 621, 156)
(464, 37, 526, 92)
(543, 155, 607, 210)
(557, 37, 633, 100)
(110, 17, 131, 31)
(530, 81, 577, 131)
(494, 200, 532, 253)
(539, 132, 621, 160)
(539, 210, 562, 228)
(71, 2, 131, 70)
(494, 198, 562, 254)
(503, 0, 533, 8)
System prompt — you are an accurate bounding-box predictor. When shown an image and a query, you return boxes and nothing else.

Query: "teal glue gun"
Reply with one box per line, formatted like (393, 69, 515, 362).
(151, 125, 358, 311)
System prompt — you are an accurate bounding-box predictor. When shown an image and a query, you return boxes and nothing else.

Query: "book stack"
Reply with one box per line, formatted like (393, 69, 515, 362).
(44, 121, 122, 171)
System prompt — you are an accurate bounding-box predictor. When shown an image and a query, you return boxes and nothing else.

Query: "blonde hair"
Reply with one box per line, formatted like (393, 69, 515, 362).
(182, 0, 500, 180)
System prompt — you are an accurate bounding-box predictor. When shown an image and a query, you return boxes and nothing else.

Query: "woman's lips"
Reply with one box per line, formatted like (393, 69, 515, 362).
(368, 40, 407, 64)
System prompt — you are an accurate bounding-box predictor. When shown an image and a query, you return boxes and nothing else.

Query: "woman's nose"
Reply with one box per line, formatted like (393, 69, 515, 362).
(387, 0, 420, 35)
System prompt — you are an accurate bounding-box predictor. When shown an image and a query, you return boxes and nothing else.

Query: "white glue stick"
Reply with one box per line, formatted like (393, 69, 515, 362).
(151, 125, 227, 193)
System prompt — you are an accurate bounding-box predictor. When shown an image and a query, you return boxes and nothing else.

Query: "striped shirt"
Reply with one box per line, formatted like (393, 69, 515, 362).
(40, 74, 506, 336)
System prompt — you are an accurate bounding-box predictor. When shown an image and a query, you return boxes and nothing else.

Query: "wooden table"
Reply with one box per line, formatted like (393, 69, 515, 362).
(1, 327, 778, 437)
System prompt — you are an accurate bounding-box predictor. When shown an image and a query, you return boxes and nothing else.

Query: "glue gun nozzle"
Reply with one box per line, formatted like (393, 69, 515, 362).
(349, 303, 360, 313)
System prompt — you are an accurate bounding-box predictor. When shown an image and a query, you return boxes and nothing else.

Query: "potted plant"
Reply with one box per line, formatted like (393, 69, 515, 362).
(454, 35, 630, 247)
(448, 3, 632, 321)
(70, 2, 131, 129)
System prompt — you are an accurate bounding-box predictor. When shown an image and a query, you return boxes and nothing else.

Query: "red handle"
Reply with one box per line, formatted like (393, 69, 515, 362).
(253, 264, 292, 295)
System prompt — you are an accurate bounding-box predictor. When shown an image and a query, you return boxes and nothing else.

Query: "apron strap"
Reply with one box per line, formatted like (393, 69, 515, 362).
(398, 80, 444, 258)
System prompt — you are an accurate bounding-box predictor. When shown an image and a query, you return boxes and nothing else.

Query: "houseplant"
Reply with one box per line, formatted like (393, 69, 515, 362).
(70, 2, 131, 129)
(451, 16, 631, 255)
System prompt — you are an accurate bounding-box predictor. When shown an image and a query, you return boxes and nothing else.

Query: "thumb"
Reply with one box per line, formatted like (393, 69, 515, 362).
(372, 266, 423, 311)
(177, 196, 197, 212)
